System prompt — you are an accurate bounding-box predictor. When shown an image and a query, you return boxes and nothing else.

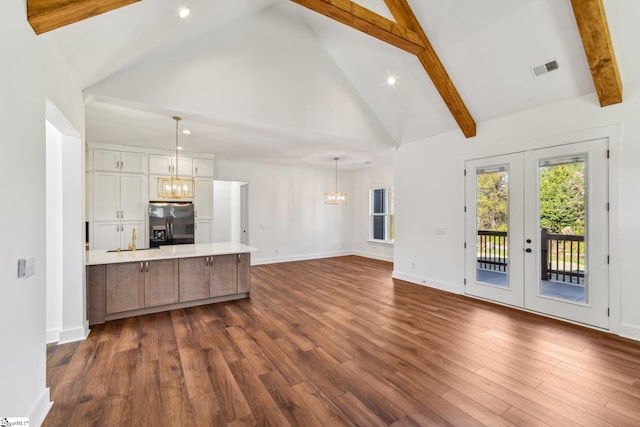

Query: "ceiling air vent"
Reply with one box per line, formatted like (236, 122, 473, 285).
(531, 59, 559, 77)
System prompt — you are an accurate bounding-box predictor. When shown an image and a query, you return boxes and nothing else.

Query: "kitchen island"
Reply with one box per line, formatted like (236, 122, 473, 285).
(86, 243, 257, 325)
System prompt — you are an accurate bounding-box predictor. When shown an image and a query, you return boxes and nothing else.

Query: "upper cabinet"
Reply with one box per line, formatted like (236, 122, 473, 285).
(94, 149, 147, 174)
(149, 154, 193, 177)
(193, 158, 214, 178)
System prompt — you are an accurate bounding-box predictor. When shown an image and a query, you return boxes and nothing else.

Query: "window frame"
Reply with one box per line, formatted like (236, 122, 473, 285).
(369, 187, 394, 244)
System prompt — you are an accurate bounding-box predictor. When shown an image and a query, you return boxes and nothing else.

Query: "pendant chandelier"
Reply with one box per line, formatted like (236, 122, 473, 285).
(324, 157, 348, 204)
(157, 116, 195, 199)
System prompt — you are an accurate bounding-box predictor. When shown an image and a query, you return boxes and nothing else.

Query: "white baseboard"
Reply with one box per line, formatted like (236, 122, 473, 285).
(58, 321, 90, 344)
(619, 323, 640, 342)
(29, 387, 53, 427)
(46, 328, 60, 344)
(252, 250, 352, 265)
(352, 250, 393, 263)
(392, 271, 463, 294)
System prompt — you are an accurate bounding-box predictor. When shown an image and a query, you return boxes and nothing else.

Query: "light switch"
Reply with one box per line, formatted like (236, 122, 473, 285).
(17, 257, 35, 278)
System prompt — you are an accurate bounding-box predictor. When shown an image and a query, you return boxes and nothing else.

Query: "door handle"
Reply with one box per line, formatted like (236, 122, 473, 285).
(525, 248, 532, 253)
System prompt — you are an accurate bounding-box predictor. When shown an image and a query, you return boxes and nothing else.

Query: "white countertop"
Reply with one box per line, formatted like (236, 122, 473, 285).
(86, 242, 258, 265)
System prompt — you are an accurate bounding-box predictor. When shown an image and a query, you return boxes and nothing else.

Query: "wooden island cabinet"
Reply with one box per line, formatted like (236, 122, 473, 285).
(87, 243, 255, 325)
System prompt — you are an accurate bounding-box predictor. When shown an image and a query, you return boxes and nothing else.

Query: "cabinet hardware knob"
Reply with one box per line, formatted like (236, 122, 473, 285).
(140, 262, 144, 273)
(525, 248, 532, 253)
(146, 261, 149, 272)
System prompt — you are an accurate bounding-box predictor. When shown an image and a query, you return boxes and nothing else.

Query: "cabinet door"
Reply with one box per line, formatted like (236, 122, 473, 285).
(195, 221, 212, 244)
(144, 259, 179, 307)
(93, 222, 121, 250)
(93, 172, 120, 221)
(106, 262, 144, 313)
(193, 158, 214, 177)
(121, 173, 147, 221)
(175, 156, 193, 177)
(238, 253, 251, 293)
(179, 257, 210, 302)
(120, 221, 145, 250)
(120, 151, 147, 173)
(93, 149, 120, 172)
(211, 254, 237, 297)
(194, 179, 213, 219)
(149, 154, 173, 175)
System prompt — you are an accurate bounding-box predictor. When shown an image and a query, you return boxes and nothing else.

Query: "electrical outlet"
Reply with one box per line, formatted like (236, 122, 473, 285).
(411, 262, 415, 269)
(275, 248, 279, 254)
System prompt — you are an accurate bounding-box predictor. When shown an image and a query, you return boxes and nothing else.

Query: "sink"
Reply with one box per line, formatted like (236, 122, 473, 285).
(106, 247, 160, 253)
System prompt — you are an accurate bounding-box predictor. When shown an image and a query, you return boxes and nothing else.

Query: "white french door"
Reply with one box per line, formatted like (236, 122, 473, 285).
(465, 140, 609, 329)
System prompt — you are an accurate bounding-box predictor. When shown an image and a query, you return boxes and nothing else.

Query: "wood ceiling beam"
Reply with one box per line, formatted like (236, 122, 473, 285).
(290, 0, 424, 55)
(291, 0, 476, 138)
(28, 0, 141, 35)
(384, 0, 476, 138)
(570, 0, 622, 107)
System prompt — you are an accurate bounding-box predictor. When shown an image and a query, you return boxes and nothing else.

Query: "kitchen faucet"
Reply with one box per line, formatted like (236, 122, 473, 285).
(128, 227, 137, 251)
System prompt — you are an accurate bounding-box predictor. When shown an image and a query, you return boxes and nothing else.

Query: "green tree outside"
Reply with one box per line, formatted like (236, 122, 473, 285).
(476, 162, 585, 233)
(539, 162, 585, 234)
(476, 171, 508, 231)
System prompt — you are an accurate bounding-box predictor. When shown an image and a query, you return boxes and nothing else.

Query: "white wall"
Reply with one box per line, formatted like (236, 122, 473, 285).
(46, 122, 64, 343)
(215, 159, 352, 264)
(351, 162, 394, 262)
(213, 181, 232, 242)
(0, 3, 85, 423)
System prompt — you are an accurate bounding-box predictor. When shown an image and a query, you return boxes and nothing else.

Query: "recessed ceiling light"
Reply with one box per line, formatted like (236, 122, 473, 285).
(181, 129, 191, 135)
(179, 7, 190, 19)
(387, 76, 397, 85)
(177, 146, 183, 150)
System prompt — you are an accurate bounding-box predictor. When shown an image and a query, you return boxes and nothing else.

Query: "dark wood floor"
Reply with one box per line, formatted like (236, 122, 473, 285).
(44, 256, 640, 426)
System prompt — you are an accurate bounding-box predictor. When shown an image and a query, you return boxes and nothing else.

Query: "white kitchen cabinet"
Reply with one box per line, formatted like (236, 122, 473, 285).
(149, 154, 192, 177)
(94, 149, 147, 173)
(93, 172, 120, 221)
(90, 148, 147, 251)
(93, 172, 146, 222)
(195, 220, 212, 244)
(193, 158, 214, 177)
(92, 221, 144, 251)
(93, 222, 121, 251)
(194, 178, 213, 220)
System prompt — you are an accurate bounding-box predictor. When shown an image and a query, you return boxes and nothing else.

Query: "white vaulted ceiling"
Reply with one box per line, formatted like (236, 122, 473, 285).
(49, 0, 607, 169)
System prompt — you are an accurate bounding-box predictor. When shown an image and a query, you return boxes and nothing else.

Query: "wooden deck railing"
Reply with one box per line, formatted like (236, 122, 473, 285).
(477, 229, 585, 284)
(540, 228, 585, 284)
(477, 230, 508, 272)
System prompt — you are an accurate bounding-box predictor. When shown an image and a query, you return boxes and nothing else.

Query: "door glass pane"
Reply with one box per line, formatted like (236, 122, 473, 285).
(538, 156, 586, 304)
(476, 167, 509, 287)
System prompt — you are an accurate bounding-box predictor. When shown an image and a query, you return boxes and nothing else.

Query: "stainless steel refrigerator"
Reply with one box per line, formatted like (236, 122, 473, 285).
(149, 202, 195, 247)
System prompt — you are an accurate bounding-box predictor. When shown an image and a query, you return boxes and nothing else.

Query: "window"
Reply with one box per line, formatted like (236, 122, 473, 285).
(370, 188, 394, 242)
